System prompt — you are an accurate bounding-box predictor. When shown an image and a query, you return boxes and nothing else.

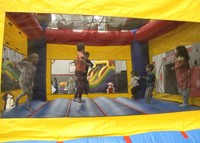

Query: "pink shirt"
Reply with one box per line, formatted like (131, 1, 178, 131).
(175, 56, 191, 89)
(75, 51, 86, 72)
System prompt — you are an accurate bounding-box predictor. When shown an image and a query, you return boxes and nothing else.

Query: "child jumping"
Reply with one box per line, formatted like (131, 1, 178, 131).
(73, 43, 89, 103)
(15, 53, 39, 111)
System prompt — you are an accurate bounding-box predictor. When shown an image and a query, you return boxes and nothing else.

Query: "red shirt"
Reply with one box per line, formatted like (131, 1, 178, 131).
(75, 51, 86, 72)
(175, 56, 191, 89)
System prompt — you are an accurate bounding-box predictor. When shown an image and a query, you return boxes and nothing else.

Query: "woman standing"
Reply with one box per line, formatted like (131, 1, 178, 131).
(174, 46, 191, 107)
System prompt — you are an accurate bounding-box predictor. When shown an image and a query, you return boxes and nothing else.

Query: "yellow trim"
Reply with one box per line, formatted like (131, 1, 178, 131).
(47, 44, 131, 60)
(94, 60, 109, 67)
(154, 92, 200, 107)
(1, 111, 200, 142)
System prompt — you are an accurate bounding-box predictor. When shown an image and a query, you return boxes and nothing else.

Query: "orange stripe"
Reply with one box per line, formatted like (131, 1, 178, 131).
(57, 141, 63, 143)
(180, 131, 189, 138)
(124, 136, 132, 143)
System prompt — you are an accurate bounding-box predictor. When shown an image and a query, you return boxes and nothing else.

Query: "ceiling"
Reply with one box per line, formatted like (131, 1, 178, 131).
(47, 14, 149, 31)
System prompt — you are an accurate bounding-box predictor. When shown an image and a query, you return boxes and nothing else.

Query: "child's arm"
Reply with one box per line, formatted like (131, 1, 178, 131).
(17, 60, 27, 69)
(175, 60, 184, 69)
(174, 57, 185, 70)
(81, 59, 91, 66)
(79, 53, 92, 67)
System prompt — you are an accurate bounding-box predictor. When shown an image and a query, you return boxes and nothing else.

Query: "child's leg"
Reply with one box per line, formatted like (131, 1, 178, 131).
(145, 87, 154, 103)
(74, 71, 86, 101)
(134, 86, 139, 99)
(27, 86, 33, 108)
(131, 87, 134, 99)
(74, 72, 80, 99)
(183, 88, 189, 105)
(131, 87, 138, 99)
(15, 82, 28, 106)
(144, 88, 149, 103)
(180, 88, 189, 106)
(78, 73, 86, 99)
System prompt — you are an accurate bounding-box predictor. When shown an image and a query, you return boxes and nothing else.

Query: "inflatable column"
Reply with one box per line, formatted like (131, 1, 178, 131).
(131, 36, 149, 99)
(28, 37, 47, 101)
(27, 14, 51, 101)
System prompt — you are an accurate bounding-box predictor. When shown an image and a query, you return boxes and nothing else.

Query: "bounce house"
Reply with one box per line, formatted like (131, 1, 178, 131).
(1, 0, 200, 143)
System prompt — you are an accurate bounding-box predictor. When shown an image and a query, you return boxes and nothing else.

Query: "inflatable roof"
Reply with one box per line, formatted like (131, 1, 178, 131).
(1, 0, 200, 143)
(7, 13, 183, 45)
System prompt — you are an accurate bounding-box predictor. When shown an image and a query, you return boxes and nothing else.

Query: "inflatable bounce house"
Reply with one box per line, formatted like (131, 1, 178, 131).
(1, 0, 200, 142)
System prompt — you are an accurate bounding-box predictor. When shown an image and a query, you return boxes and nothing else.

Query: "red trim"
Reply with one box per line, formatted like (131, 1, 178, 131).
(100, 66, 108, 76)
(113, 99, 146, 114)
(45, 29, 134, 46)
(180, 131, 189, 138)
(6, 13, 183, 44)
(45, 20, 183, 44)
(135, 20, 183, 41)
(124, 136, 132, 143)
(65, 100, 72, 117)
(26, 102, 48, 118)
(91, 99, 107, 116)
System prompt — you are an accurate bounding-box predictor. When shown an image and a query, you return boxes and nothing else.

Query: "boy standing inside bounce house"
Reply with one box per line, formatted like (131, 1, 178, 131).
(144, 64, 155, 104)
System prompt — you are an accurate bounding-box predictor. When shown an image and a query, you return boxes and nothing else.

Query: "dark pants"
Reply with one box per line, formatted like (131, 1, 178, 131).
(74, 71, 86, 99)
(131, 86, 139, 100)
(85, 79, 89, 94)
(82, 73, 89, 94)
(145, 87, 154, 103)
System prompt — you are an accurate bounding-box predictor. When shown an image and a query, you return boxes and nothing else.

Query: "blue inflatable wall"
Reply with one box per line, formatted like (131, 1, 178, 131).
(131, 40, 149, 99)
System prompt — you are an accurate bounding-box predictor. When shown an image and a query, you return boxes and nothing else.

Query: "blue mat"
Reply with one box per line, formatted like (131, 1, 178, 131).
(3, 97, 200, 118)
(2, 100, 46, 118)
(93, 97, 143, 116)
(31, 98, 70, 118)
(139, 98, 200, 112)
(69, 98, 104, 117)
(115, 97, 170, 114)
